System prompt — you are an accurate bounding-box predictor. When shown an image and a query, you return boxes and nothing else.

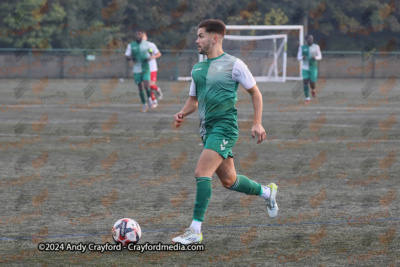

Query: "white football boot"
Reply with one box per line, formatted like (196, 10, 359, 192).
(263, 183, 279, 218)
(172, 227, 203, 244)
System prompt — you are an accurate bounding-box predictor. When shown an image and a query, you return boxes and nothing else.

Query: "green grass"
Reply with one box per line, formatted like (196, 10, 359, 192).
(0, 78, 399, 266)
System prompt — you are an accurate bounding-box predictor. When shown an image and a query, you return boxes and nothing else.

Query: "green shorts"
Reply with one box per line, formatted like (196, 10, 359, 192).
(133, 71, 150, 85)
(302, 67, 318, 83)
(201, 127, 238, 159)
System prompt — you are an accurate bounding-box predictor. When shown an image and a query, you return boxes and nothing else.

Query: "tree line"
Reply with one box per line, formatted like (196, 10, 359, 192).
(0, 0, 398, 52)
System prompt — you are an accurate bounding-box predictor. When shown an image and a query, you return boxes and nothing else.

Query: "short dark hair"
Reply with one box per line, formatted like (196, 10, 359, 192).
(198, 19, 226, 36)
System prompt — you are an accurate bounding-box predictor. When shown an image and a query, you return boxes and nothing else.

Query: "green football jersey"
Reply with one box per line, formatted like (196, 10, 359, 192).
(299, 44, 321, 69)
(129, 40, 151, 73)
(189, 53, 256, 137)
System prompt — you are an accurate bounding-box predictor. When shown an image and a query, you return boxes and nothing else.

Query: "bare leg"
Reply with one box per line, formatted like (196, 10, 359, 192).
(215, 157, 237, 188)
(310, 80, 316, 98)
(194, 149, 225, 178)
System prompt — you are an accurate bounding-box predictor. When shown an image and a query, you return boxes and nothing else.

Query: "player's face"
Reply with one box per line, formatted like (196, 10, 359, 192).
(196, 28, 213, 55)
(307, 35, 314, 45)
(135, 32, 143, 42)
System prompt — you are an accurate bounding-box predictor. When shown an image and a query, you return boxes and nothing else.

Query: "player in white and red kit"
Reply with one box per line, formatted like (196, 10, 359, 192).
(143, 33, 163, 107)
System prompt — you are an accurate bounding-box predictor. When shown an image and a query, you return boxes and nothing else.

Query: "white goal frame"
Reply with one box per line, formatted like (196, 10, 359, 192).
(223, 33, 287, 82)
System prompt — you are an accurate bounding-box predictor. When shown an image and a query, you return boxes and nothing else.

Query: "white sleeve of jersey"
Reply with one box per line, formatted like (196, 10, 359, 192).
(232, 59, 256, 90)
(189, 75, 196, 96)
(315, 44, 322, 60)
(125, 44, 131, 57)
(149, 42, 159, 54)
(297, 46, 303, 61)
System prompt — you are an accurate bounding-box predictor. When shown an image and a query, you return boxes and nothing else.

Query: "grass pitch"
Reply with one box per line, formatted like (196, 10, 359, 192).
(0, 78, 399, 266)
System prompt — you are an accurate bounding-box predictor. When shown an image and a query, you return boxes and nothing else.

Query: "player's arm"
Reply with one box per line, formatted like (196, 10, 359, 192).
(297, 46, 304, 61)
(314, 45, 322, 60)
(150, 51, 161, 60)
(233, 60, 266, 144)
(149, 43, 162, 60)
(180, 96, 198, 118)
(246, 85, 266, 144)
(125, 44, 136, 62)
(173, 78, 198, 127)
(174, 96, 198, 127)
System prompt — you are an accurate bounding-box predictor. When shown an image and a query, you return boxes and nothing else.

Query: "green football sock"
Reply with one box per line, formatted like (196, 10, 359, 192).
(304, 84, 310, 98)
(193, 177, 212, 222)
(229, 174, 262, 196)
(145, 87, 151, 99)
(139, 90, 146, 104)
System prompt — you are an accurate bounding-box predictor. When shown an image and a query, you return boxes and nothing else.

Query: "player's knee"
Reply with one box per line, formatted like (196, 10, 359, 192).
(310, 82, 315, 89)
(303, 79, 309, 85)
(221, 180, 234, 189)
(219, 175, 236, 189)
(194, 168, 210, 178)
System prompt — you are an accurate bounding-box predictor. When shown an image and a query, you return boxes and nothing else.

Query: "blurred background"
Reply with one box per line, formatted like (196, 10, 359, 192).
(0, 0, 399, 80)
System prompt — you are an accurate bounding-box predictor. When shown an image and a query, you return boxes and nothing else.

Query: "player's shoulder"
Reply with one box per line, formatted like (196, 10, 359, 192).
(142, 40, 151, 46)
(218, 53, 246, 69)
(225, 54, 247, 69)
(221, 52, 241, 63)
(146, 41, 157, 47)
(192, 60, 207, 69)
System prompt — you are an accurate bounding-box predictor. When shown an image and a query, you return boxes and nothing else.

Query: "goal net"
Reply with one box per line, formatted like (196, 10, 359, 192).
(222, 34, 287, 82)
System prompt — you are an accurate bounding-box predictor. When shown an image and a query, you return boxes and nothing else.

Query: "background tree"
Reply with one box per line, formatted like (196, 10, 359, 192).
(0, 0, 398, 52)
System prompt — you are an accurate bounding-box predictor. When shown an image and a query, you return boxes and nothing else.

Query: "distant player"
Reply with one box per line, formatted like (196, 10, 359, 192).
(297, 34, 322, 103)
(143, 33, 163, 104)
(125, 30, 154, 112)
(172, 19, 278, 245)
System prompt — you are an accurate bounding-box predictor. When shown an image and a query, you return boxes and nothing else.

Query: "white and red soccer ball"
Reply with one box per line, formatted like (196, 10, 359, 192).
(112, 218, 141, 246)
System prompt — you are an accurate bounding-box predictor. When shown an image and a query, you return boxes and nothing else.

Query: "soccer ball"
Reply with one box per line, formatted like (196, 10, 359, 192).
(112, 218, 142, 246)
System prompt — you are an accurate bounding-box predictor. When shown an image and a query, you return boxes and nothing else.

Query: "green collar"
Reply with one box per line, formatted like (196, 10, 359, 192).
(207, 52, 225, 62)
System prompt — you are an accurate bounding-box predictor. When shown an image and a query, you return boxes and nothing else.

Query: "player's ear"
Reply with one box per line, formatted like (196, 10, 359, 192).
(213, 34, 219, 44)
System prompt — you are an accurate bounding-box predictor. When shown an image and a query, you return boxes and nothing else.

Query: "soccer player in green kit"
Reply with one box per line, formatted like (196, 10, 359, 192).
(172, 19, 278, 244)
(297, 34, 322, 103)
(125, 30, 154, 112)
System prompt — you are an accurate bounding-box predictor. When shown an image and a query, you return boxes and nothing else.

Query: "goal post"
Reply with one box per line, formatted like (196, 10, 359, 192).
(224, 25, 304, 81)
(222, 34, 287, 82)
(176, 25, 304, 81)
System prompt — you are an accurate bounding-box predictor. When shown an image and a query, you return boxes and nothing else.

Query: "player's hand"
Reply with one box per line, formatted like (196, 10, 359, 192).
(251, 123, 266, 144)
(173, 112, 184, 128)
